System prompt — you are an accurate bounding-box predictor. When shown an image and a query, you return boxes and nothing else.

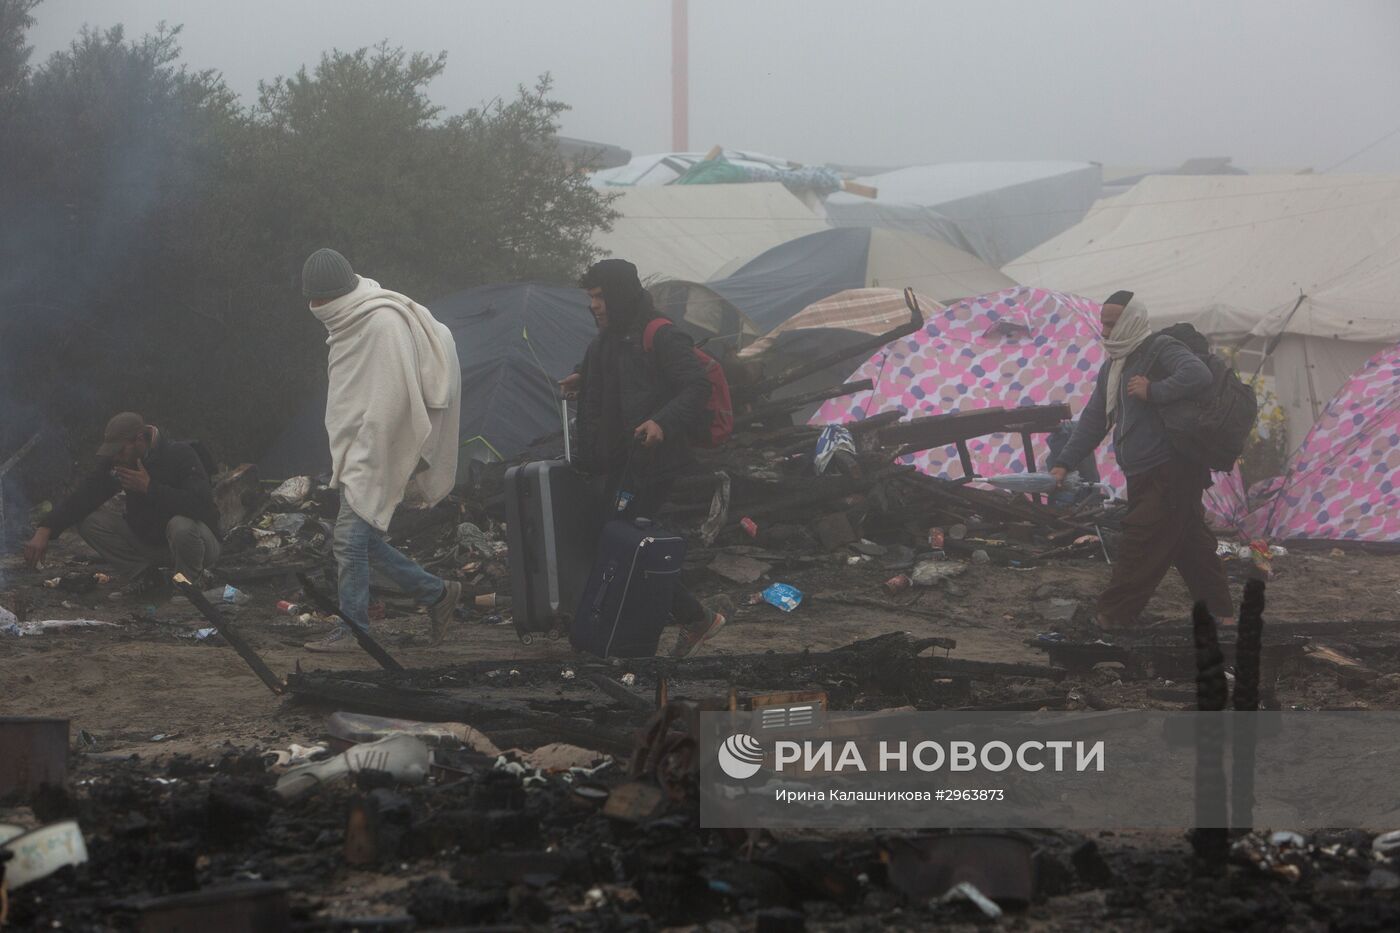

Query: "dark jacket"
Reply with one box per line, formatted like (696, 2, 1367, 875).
(1054, 335, 1212, 478)
(42, 430, 221, 546)
(575, 321, 711, 479)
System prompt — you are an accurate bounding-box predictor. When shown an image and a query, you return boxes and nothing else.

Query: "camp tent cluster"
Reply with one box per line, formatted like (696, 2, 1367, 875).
(261, 154, 1400, 545)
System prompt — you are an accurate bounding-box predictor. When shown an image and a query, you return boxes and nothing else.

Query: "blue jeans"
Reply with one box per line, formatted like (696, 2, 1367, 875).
(334, 501, 445, 633)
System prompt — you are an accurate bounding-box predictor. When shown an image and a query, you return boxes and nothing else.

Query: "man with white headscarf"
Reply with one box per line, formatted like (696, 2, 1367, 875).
(1051, 290, 1234, 629)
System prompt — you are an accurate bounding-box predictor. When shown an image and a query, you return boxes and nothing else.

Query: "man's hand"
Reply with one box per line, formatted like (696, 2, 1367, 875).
(1127, 375, 1152, 401)
(634, 420, 665, 448)
(559, 372, 582, 400)
(1049, 466, 1069, 488)
(115, 461, 151, 495)
(24, 527, 51, 568)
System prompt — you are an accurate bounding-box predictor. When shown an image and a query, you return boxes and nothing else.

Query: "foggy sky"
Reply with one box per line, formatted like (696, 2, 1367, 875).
(26, 0, 1400, 174)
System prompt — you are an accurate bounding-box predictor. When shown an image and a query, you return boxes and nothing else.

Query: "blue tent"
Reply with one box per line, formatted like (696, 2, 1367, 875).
(694, 227, 1013, 333)
(260, 283, 595, 480)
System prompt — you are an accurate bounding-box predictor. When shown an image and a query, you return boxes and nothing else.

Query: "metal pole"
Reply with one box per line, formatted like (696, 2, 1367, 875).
(561, 397, 572, 463)
(671, 0, 689, 151)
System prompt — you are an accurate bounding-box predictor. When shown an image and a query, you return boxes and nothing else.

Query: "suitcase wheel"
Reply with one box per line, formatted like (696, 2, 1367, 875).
(519, 632, 536, 646)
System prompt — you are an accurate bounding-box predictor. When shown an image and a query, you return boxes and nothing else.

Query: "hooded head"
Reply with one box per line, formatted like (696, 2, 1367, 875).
(580, 258, 653, 333)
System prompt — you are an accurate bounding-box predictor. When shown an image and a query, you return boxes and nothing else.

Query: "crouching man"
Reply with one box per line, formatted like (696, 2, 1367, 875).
(24, 412, 221, 600)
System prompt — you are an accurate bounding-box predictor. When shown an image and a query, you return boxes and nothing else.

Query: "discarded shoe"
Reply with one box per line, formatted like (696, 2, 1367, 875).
(304, 625, 355, 653)
(274, 733, 431, 799)
(428, 580, 463, 645)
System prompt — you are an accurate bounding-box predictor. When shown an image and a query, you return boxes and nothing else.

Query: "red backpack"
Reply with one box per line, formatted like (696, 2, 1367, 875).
(642, 318, 734, 448)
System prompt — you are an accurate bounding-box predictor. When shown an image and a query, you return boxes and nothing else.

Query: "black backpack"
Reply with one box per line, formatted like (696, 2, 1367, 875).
(1145, 324, 1258, 472)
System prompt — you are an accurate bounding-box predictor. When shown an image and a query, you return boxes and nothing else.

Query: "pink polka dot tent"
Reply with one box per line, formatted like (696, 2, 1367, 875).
(1244, 343, 1400, 543)
(812, 286, 1125, 487)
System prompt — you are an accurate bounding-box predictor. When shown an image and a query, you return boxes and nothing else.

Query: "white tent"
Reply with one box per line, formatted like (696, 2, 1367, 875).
(1005, 173, 1400, 448)
(1252, 256, 1400, 449)
(826, 161, 1102, 267)
(590, 183, 828, 284)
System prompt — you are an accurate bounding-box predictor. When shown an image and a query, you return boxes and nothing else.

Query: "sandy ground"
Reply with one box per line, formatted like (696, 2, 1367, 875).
(5, 537, 1400, 756)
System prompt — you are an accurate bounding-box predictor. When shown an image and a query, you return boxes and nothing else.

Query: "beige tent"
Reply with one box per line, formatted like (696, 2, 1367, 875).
(1004, 173, 1400, 447)
(591, 182, 828, 283)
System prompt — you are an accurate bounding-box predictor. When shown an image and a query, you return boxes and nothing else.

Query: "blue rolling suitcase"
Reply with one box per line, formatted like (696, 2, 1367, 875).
(571, 518, 687, 658)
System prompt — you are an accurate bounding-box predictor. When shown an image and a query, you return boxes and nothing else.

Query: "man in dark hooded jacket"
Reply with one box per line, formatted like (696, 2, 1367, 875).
(560, 259, 731, 658)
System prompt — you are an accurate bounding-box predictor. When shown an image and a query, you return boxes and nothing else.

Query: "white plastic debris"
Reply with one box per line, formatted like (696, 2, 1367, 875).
(1271, 830, 1307, 849)
(2, 618, 118, 637)
(620, 673, 636, 687)
(561, 668, 576, 681)
(271, 475, 313, 506)
(936, 881, 1003, 918)
(1372, 830, 1400, 856)
(0, 820, 89, 889)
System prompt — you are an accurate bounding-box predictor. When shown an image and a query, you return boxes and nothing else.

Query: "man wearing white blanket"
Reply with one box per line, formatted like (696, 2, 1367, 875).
(300, 248, 464, 652)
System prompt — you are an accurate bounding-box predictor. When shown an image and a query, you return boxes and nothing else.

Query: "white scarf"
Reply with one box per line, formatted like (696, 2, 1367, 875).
(312, 277, 461, 531)
(1103, 298, 1151, 422)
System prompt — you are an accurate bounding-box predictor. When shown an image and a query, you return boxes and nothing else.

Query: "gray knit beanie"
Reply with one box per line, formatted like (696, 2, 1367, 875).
(302, 248, 358, 300)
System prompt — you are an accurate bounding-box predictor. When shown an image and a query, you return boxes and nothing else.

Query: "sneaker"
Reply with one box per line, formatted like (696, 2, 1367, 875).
(304, 625, 356, 653)
(108, 569, 171, 604)
(428, 580, 463, 646)
(670, 599, 731, 659)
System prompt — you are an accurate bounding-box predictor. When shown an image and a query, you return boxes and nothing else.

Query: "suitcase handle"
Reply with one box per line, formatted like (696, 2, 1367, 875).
(588, 566, 616, 620)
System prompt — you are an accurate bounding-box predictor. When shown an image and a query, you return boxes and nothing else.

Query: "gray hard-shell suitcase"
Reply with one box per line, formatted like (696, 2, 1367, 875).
(504, 456, 603, 645)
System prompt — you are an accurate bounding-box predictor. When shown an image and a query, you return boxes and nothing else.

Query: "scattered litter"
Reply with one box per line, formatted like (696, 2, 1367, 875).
(760, 583, 803, 612)
(911, 560, 966, 587)
(561, 668, 576, 681)
(185, 627, 220, 641)
(2, 618, 118, 637)
(0, 820, 89, 890)
(1372, 831, 1400, 856)
(204, 584, 251, 605)
(264, 743, 332, 772)
(268, 512, 308, 536)
(812, 425, 856, 475)
(326, 712, 501, 756)
(620, 673, 636, 686)
(739, 516, 759, 538)
(276, 600, 301, 615)
(971, 549, 991, 564)
(884, 574, 912, 595)
(520, 743, 609, 772)
(457, 522, 507, 558)
(271, 475, 313, 506)
(928, 527, 945, 549)
(1271, 830, 1307, 849)
(936, 881, 1003, 919)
